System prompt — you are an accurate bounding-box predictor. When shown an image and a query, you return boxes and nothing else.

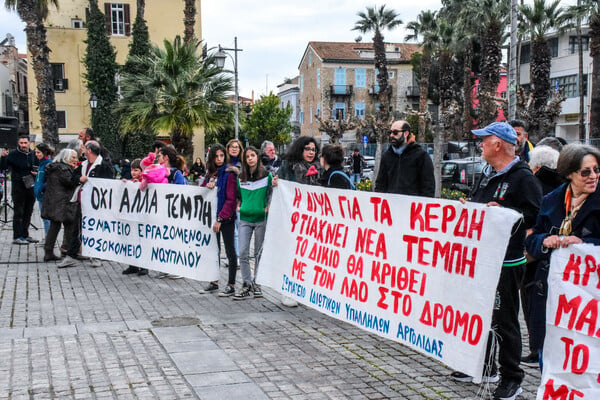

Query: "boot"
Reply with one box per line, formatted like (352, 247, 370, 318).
(44, 252, 61, 262)
(122, 266, 140, 275)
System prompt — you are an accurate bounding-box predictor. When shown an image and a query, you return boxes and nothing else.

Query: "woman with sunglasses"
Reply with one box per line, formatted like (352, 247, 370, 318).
(278, 136, 320, 186)
(525, 143, 600, 369)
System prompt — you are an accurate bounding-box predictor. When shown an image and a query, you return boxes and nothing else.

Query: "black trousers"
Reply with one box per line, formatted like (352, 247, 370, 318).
(44, 220, 75, 256)
(11, 182, 35, 239)
(217, 221, 238, 285)
(519, 262, 537, 352)
(66, 205, 82, 258)
(484, 265, 525, 384)
(527, 261, 549, 354)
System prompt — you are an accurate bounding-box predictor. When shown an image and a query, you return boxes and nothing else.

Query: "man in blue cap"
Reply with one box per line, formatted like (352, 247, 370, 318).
(450, 122, 542, 400)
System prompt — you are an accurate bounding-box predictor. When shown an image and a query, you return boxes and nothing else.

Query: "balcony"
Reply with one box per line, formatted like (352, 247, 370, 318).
(330, 84, 353, 96)
(405, 86, 420, 98)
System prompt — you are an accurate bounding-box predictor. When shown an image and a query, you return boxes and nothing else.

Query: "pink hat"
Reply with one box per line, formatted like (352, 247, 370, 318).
(140, 152, 155, 169)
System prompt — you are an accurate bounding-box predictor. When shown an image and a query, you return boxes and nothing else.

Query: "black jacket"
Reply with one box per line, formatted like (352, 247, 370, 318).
(525, 183, 600, 262)
(470, 159, 542, 264)
(41, 162, 78, 222)
(375, 142, 434, 197)
(72, 156, 115, 185)
(1, 149, 37, 184)
(535, 166, 564, 196)
(319, 166, 353, 189)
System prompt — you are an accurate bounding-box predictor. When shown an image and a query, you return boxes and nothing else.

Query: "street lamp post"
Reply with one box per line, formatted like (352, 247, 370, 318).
(89, 93, 98, 132)
(214, 37, 243, 140)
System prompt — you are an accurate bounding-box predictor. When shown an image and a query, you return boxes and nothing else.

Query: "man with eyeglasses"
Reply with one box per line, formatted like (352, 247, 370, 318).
(374, 120, 434, 197)
(450, 122, 542, 400)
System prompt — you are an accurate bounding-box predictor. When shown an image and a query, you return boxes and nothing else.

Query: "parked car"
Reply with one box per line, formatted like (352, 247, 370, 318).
(441, 157, 485, 193)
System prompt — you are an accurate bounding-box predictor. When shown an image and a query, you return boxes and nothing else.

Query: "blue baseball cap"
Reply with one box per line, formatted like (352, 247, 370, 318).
(471, 122, 517, 145)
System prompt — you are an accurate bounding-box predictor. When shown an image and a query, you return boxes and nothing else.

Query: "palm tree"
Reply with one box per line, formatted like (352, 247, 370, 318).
(352, 5, 402, 181)
(5, 0, 59, 146)
(520, 0, 570, 141)
(117, 36, 232, 159)
(183, 0, 196, 42)
(405, 10, 437, 141)
(569, 0, 600, 139)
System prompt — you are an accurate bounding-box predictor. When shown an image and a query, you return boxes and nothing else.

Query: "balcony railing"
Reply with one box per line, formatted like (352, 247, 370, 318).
(330, 84, 353, 96)
(406, 86, 420, 97)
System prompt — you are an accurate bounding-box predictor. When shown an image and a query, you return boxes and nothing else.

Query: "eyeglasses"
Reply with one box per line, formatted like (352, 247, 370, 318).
(578, 167, 600, 178)
(389, 129, 404, 136)
(304, 147, 316, 152)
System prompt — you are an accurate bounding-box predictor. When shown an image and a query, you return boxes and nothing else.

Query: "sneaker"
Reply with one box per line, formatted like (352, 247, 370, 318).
(157, 272, 170, 279)
(493, 379, 522, 400)
(253, 283, 263, 298)
(13, 237, 29, 245)
(89, 258, 102, 268)
(58, 256, 78, 268)
(25, 237, 39, 243)
(200, 282, 219, 293)
(482, 373, 500, 383)
(521, 353, 539, 368)
(122, 266, 140, 275)
(169, 275, 183, 280)
(218, 285, 235, 297)
(233, 284, 253, 300)
(137, 268, 149, 276)
(450, 371, 473, 383)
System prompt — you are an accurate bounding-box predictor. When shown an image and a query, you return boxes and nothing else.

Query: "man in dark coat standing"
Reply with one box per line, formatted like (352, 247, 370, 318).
(451, 122, 542, 400)
(1, 135, 38, 244)
(375, 120, 434, 197)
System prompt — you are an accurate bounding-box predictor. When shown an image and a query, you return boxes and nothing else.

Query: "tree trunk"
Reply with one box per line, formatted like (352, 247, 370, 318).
(479, 22, 503, 126)
(462, 42, 473, 139)
(433, 122, 443, 198)
(171, 128, 193, 160)
(183, 0, 196, 43)
(373, 29, 390, 125)
(418, 50, 431, 142)
(18, 2, 58, 147)
(529, 37, 551, 142)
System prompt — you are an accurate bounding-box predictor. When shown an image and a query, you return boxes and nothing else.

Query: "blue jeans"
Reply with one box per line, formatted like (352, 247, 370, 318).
(352, 173, 361, 183)
(239, 220, 267, 285)
(38, 201, 50, 234)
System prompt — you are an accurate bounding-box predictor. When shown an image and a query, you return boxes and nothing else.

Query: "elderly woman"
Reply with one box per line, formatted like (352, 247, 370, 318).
(525, 144, 600, 368)
(41, 149, 79, 262)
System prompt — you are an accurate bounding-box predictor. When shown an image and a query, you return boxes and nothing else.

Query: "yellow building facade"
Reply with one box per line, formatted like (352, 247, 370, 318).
(27, 0, 204, 157)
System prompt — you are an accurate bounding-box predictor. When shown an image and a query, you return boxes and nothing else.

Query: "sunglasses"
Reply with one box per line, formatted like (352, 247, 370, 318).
(389, 129, 405, 136)
(579, 167, 600, 178)
(304, 147, 316, 152)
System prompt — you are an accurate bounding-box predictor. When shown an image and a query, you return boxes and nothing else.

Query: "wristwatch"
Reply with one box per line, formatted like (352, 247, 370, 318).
(217, 217, 223, 223)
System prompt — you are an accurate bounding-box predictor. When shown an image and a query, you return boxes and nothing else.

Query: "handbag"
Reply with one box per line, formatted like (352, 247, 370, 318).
(22, 174, 35, 189)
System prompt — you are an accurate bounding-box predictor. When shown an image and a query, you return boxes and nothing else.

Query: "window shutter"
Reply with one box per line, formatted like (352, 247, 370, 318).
(104, 3, 111, 34)
(124, 4, 131, 36)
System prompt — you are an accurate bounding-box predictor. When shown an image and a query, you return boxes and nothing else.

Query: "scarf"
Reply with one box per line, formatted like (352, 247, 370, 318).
(216, 164, 230, 214)
(559, 185, 586, 236)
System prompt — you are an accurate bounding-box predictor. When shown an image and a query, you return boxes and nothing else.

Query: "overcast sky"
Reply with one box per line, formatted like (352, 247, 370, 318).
(0, 0, 578, 99)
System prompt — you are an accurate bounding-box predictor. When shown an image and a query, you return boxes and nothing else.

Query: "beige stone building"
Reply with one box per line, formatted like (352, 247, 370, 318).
(298, 41, 420, 139)
(27, 0, 203, 154)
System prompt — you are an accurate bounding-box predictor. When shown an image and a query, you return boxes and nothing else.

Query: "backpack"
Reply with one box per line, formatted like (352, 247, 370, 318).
(328, 170, 356, 190)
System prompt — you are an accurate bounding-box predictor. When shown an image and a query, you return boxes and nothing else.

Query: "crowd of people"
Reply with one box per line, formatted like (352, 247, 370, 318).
(1, 120, 598, 400)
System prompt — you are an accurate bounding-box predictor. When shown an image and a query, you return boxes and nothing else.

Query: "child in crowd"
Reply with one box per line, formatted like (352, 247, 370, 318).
(139, 152, 168, 190)
(200, 144, 239, 296)
(122, 159, 148, 276)
(319, 144, 355, 189)
(233, 146, 275, 300)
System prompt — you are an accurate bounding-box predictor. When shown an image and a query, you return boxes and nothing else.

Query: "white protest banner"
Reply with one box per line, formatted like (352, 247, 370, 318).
(537, 245, 600, 400)
(257, 181, 520, 377)
(81, 178, 219, 281)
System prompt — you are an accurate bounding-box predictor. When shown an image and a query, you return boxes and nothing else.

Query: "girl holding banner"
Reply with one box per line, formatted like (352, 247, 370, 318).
(200, 144, 239, 296)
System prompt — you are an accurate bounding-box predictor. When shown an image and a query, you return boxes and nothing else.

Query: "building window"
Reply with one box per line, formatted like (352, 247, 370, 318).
(569, 36, 590, 54)
(520, 44, 530, 64)
(316, 104, 320, 116)
(308, 52, 312, 66)
(355, 68, 366, 88)
(555, 74, 588, 98)
(300, 74, 304, 92)
(105, 3, 131, 36)
(71, 19, 84, 29)
(317, 68, 320, 89)
(310, 106, 313, 123)
(354, 102, 365, 119)
(51, 63, 68, 92)
(300, 107, 304, 124)
(388, 70, 394, 79)
(334, 102, 345, 120)
(549, 37, 558, 58)
(56, 110, 66, 129)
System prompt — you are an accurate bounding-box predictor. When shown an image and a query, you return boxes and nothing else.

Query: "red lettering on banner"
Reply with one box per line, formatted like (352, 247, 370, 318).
(403, 235, 478, 278)
(313, 265, 335, 290)
(337, 196, 363, 221)
(346, 255, 364, 278)
(555, 294, 600, 338)
(370, 261, 426, 295)
(292, 259, 306, 281)
(561, 337, 589, 374)
(293, 188, 302, 208)
(370, 197, 392, 226)
(306, 191, 333, 216)
(542, 379, 584, 400)
(355, 228, 387, 259)
(340, 276, 368, 302)
(410, 202, 484, 241)
(563, 254, 583, 285)
(292, 214, 349, 247)
(562, 253, 600, 288)
(375, 286, 412, 315)
(419, 301, 483, 345)
(308, 242, 340, 269)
